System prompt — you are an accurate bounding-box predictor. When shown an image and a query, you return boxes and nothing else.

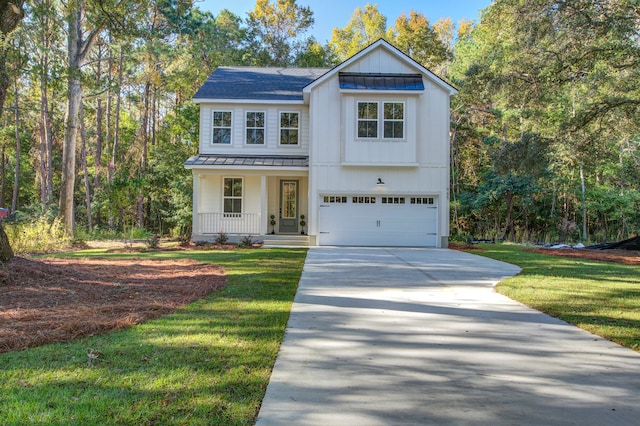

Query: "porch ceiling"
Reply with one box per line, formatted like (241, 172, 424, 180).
(185, 155, 308, 168)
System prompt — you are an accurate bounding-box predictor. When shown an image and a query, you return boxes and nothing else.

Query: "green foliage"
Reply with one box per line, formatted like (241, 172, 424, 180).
(246, 0, 314, 66)
(4, 216, 71, 254)
(0, 248, 307, 424)
(329, 3, 387, 61)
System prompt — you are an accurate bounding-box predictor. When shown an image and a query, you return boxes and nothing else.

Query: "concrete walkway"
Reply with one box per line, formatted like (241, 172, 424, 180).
(256, 247, 640, 425)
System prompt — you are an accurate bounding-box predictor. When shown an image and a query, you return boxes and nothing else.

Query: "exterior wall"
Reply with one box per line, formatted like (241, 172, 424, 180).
(308, 47, 451, 246)
(198, 103, 310, 156)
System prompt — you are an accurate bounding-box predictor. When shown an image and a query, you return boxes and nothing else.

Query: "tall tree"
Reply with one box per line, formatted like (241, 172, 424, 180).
(389, 11, 450, 71)
(329, 3, 387, 61)
(59, 0, 102, 235)
(0, 0, 25, 261)
(246, 0, 314, 66)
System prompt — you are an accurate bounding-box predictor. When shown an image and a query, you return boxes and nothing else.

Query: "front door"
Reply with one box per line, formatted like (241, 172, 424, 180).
(279, 180, 298, 233)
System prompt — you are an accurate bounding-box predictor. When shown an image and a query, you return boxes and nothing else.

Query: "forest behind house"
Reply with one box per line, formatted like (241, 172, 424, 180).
(0, 0, 638, 249)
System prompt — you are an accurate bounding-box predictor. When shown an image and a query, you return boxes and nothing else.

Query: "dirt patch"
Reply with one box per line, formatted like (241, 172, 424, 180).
(448, 242, 486, 251)
(0, 257, 225, 353)
(525, 248, 640, 265)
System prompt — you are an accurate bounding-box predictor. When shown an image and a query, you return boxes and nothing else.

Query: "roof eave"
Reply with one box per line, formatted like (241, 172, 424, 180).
(193, 98, 305, 105)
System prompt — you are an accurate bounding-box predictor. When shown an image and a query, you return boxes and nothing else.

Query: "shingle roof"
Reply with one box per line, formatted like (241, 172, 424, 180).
(184, 155, 309, 168)
(339, 73, 424, 90)
(193, 67, 329, 101)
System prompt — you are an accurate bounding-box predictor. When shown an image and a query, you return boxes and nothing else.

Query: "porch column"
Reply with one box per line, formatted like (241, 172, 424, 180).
(260, 175, 267, 235)
(192, 173, 200, 237)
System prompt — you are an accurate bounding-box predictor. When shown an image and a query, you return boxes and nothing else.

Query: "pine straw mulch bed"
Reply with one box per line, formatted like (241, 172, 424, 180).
(449, 242, 640, 265)
(525, 247, 640, 265)
(0, 257, 225, 354)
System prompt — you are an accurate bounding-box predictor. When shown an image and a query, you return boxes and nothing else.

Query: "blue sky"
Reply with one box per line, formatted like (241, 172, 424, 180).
(199, 0, 493, 43)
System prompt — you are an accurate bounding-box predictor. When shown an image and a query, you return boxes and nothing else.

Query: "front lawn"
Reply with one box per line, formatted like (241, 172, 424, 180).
(0, 248, 307, 425)
(469, 244, 640, 351)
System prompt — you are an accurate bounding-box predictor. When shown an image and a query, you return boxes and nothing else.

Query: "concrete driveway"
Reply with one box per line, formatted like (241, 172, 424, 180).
(256, 247, 640, 425)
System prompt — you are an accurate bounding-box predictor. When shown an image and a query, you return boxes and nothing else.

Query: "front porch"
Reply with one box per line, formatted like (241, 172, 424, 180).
(191, 172, 311, 243)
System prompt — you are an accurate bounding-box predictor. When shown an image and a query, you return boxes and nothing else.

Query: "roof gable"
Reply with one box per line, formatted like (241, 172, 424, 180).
(194, 67, 329, 102)
(303, 39, 457, 98)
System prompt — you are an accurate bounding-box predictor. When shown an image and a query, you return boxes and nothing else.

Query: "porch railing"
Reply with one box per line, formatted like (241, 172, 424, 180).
(198, 212, 262, 235)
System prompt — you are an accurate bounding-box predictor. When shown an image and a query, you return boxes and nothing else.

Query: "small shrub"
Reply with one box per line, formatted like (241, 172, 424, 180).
(194, 240, 209, 247)
(215, 231, 229, 245)
(178, 235, 191, 247)
(240, 235, 254, 246)
(146, 234, 160, 249)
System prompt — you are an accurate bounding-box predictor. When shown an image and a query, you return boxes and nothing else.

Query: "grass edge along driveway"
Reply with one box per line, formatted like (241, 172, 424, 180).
(0, 248, 307, 426)
(468, 244, 640, 352)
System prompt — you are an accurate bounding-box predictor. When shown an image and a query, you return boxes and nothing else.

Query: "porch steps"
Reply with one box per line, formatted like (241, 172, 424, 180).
(261, 234, 310, 247)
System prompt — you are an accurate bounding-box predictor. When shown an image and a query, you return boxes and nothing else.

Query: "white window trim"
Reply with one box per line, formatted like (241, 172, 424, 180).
(382, 101, 405, 140)
(355, 101, 406, 141)
(222, 177, 243, 218)
(279, 111, 300, 146)
(356, 101, 379, 140)
(245, 111, 266, 145)
(212, 110, 233, 145)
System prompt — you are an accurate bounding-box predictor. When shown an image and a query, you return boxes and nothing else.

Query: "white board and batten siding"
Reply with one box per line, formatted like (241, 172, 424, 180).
(307, 45, 451, 247)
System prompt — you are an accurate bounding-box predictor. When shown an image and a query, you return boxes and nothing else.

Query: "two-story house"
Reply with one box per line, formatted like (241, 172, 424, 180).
(185, 39, 457, 247)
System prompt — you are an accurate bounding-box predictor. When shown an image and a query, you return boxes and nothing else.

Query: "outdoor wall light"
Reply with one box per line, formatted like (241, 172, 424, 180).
(377, 178, 385, 185)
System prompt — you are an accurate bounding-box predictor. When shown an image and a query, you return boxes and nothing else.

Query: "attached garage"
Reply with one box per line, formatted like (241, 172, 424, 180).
(318, 194, 438, 247)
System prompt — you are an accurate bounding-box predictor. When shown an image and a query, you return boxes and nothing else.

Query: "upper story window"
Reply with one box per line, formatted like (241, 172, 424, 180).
(223, 177, 242, 217)
(357, 102, 378, 138)
(280, 112, 299, 145)
(246, 111, 265, 145)
(383, 102, 404, 139)
(357, 101, 405, 140)
(213, 111, 232, 144)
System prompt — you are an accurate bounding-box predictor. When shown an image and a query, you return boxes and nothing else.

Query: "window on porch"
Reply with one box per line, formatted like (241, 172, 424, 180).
(223, 177, 242, 217)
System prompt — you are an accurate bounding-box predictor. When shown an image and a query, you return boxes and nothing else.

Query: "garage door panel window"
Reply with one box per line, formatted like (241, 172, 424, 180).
(411, 197, 435, 205)
(382, 197, 405, 204)
(323, 196, 348, 203)
(352, 196, 376, 204)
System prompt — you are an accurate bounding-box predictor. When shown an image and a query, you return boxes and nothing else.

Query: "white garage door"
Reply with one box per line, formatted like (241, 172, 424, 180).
(318, 195, 438, 247)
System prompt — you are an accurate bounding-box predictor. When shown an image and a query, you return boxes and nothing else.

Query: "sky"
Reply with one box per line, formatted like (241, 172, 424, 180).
(199, 0, 493, 43)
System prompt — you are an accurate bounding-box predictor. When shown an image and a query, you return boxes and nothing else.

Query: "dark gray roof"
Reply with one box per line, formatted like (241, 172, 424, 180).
(194, 67, 329, 101)
(339, 73, 424, 90)
(185, 155, 309, 168)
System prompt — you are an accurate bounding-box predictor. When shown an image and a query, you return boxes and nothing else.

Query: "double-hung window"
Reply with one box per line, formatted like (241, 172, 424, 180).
(357, 101, 405, 140)
(246, 111, 265, 144)
(223, 177, 242, 217)
(383, 102, 404, 139)
(357, 102, 378, 138)
(280, 112, 299, 145)
(213, 111, 232, 144)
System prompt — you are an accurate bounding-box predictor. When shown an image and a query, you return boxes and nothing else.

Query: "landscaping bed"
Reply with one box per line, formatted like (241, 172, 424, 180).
(525, 247, 640, 265)
(0, 257, 225, 353)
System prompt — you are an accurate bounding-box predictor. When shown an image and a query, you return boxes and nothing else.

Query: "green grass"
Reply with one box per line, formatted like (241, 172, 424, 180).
(0, 248, 307, 425)
(469, 244, 640, 351)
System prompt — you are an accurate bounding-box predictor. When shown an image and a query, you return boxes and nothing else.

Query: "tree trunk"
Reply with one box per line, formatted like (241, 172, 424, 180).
(11, 77, 19, 213)
(59, 0, 99, 236)
(80, 103, 92, 231)
(580, 163, 587, 242)
(0, 0, 25, 263)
